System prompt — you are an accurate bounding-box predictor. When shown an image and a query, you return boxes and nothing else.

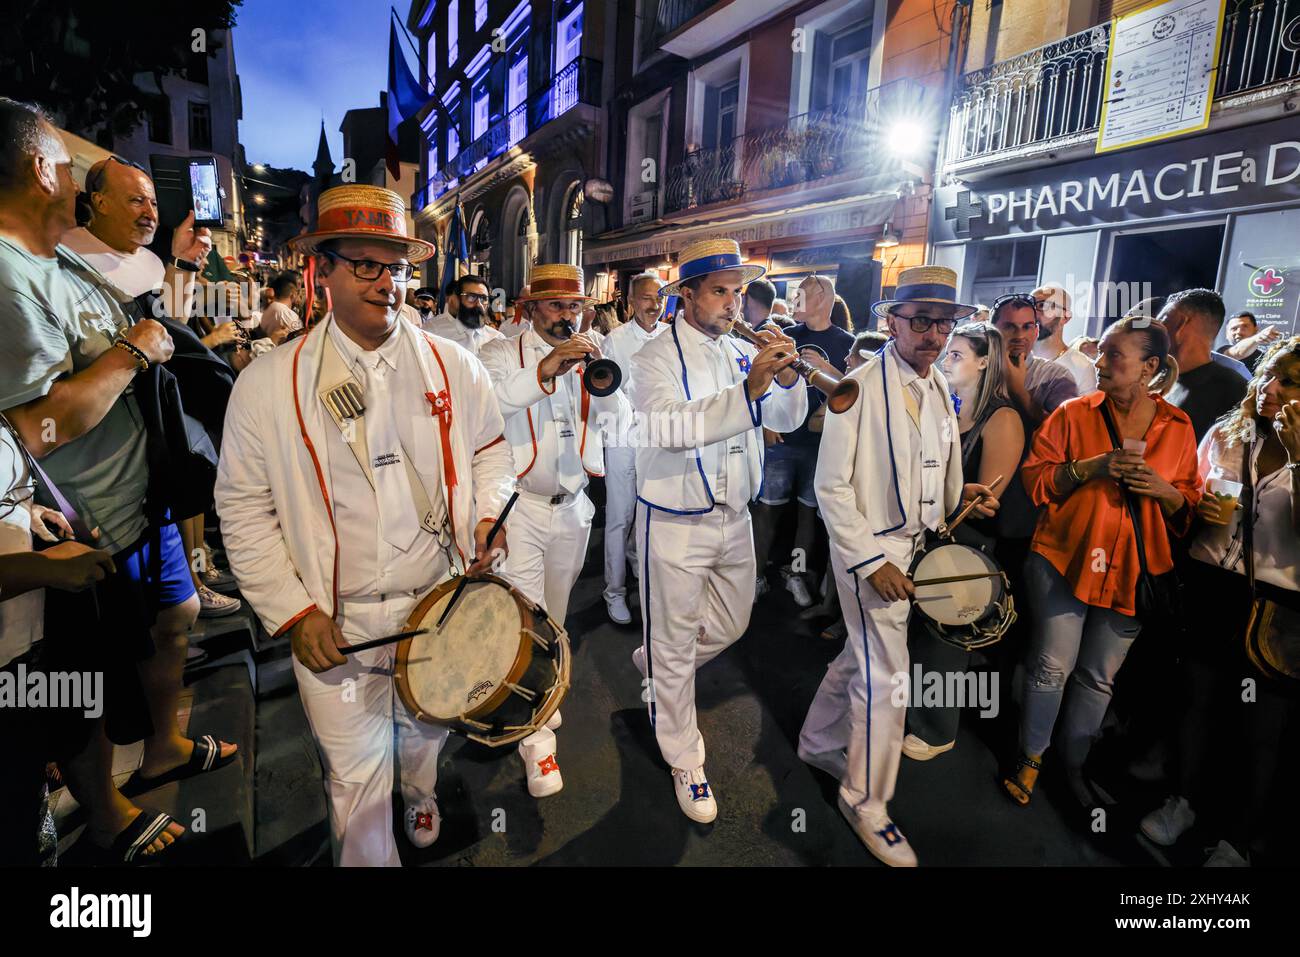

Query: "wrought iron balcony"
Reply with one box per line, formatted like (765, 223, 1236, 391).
(662, 80, 925, 215)
(414, 58, 602, 209)
(947, 1, 1300, 169)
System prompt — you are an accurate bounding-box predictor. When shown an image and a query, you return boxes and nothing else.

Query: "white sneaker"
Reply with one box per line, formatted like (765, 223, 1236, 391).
(783, 570, 814, 607)
(1140, 795, 1196, 847)
(520, 747, 563, 798)
(631, 646, 652, 702)
(796, 744, 846, 779)
(606, 594, 632, 625)
(1204, 839, 1249, 867)
(838, 796, 917, 867)
(201, 544, 238, 592)
(197, 584, 241, 618)
(404, 797, 440, 848)
(672, 767, 717, 823)
(902, 734, 956, 762)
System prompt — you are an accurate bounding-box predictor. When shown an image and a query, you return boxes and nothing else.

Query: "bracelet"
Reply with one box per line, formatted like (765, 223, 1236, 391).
(170, 256, 200, 273)
(1066, 459, 1085, 484)
(113, 338, 149, 371)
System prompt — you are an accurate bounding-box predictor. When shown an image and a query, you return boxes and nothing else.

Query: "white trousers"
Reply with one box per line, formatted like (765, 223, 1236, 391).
(500, 489, 593, 755)
(602, 446, 638, 601)
(637, 501, 755, 771)
(292, 592, 450, 868)
(799, 538, 916, 817)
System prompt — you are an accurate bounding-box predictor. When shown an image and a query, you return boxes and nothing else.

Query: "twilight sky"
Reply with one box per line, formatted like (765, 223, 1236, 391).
(233, 0, 408, 171)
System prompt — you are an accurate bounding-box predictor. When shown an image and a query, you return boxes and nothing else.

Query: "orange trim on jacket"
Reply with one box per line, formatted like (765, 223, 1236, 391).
(291, 333, 341, 620)
(1021, 391, 1202, 616)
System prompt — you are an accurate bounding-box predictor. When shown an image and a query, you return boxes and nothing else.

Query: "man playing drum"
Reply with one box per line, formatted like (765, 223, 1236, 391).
(797, 266, 998, 866)
(479, 263, 629, 797)
(215, 185, 516, 866)
(631, 239, 807, 823)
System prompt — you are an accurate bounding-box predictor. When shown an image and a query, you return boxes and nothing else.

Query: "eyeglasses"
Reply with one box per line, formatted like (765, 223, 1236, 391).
(457, 292, 489, 304)
(990, 293, 1042, 313)
(901, 315, 957, 335)
(323, 251, 413, 282)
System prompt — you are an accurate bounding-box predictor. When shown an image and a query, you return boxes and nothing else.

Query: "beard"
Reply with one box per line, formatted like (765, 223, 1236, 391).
(546, 317, 575, 340)
(458, 305, 485, 328)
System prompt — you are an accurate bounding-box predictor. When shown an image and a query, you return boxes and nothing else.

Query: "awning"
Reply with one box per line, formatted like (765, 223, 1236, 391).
(583, 191, 897, 267)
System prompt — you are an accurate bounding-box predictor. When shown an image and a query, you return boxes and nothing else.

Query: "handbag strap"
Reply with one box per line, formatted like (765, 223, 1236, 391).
(1241, 438, 1256, 594)
(0, 413, 96, 545)
(1098, 400, 1153, 581)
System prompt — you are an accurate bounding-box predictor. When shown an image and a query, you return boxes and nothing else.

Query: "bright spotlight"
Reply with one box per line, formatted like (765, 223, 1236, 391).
(887, 120, 927, 157)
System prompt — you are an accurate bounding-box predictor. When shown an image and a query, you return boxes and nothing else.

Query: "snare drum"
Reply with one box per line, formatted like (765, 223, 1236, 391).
(908, 538, 1016, 651)
(394, 574, 570, 747)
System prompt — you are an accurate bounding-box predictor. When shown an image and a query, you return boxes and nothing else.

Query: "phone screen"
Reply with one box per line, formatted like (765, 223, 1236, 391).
(188, 159, 223, 226)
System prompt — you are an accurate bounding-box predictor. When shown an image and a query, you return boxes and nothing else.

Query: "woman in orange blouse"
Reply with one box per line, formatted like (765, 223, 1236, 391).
(1003, 317, 1201, 806)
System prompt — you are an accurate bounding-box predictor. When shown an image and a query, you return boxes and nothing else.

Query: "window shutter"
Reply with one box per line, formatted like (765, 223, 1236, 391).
(702, 85, 719, 150)
(810, 30, 831, 111)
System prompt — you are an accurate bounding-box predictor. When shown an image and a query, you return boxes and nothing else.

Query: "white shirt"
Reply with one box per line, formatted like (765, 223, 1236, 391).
(0, 424, 43, 668)
(677, 319, 750, 509)
(891, 347, 947, 536)
(1190, 422, 1299, 593)
(516, 330, 586, 498)
(601, 319, 663, 448)
(422, 311, 504, 356)
(1050, 345, 1098, 395)
(261, 301, 302, 337)
(60, 227, 166, 297)
(324, 321, 449, 598)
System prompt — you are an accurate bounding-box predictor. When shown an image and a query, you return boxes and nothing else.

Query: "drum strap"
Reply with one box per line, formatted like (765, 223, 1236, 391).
(317, 331, 442, 537)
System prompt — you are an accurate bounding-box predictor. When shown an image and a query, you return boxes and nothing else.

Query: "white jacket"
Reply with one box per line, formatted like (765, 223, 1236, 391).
(214, 315, 516, 636)
(630, 319, 808, 514)
(478, 325, 628, 481)
(814, 341, 964, 578)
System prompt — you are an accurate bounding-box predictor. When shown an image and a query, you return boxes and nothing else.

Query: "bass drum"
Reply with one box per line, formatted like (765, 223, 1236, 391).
(394, 574, 570, 747)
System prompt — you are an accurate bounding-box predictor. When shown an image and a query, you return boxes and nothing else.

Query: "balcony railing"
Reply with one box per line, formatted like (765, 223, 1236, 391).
(651, 0, 715, 41)
(947, 0, 1300, 168)
(414, 58, 602, 209)
(662, 81, 924, 215)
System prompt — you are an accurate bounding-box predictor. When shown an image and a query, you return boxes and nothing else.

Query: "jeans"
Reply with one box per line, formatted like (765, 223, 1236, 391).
(1020, 552, 1141, 766)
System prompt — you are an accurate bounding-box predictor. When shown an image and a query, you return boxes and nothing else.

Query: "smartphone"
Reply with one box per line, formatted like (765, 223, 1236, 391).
(187, 157, 224, 227)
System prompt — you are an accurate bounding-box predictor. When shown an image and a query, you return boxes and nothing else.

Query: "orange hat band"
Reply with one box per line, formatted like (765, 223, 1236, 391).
(529, 277, 586, 297)
(317, 206, 405, 234)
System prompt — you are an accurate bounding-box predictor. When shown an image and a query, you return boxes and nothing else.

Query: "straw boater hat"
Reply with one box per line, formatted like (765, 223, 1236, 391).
(872, 265, 977, 321)
(660, 238, 766, 297)
(289, 184, 435, 263)
(515, 263, 597, 304)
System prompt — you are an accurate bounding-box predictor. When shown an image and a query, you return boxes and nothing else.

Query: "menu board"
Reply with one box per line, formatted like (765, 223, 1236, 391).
(1096, 0, 1225, 153)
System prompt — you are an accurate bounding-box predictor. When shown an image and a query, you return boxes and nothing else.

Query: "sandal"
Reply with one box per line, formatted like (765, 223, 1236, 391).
(121, 735, 238, 797)
(98, 808, 180, 865)
(1002, 754, 1041, 807)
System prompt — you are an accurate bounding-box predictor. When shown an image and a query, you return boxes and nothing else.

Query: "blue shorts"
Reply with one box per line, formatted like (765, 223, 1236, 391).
(759, 442, 819, 508)
(117, 522, 197, 609)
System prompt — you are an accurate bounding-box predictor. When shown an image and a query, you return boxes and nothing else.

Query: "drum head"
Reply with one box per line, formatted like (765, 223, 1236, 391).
(911, 543, 1004, 627)
(400, 579, 528, 722)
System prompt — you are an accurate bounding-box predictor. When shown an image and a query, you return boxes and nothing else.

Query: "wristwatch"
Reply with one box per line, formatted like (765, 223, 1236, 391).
(170, 256, 200, 273)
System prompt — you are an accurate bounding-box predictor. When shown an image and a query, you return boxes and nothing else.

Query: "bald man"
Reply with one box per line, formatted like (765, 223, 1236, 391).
(1031, 283, 1096, 395)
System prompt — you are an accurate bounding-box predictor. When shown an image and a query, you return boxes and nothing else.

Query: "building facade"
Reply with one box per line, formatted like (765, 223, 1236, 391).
(931, 0, 1300, 344)
(407, 0, 606, 298)
(580, 0, 961, 324)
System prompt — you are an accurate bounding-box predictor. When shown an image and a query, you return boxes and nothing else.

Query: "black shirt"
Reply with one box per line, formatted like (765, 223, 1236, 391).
(1166, 361, 1248, 441)
(781, 322, 855, 448)
(1215, 342, 1264, 375)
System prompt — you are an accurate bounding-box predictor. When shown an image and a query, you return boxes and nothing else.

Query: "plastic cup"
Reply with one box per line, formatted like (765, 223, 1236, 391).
(1206, 478, 1242, 525)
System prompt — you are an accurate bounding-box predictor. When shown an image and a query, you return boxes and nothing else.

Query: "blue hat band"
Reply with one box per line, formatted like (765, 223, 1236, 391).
(678, 253, 747, 283)
(894, 281, 958, 302)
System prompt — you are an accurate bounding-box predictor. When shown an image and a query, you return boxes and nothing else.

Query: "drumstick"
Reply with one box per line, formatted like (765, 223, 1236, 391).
(911, 571, 1002, 587)
(436, 489, 521, 629)
(944, 474, 1004, 536)
(341, 629, 428, 655)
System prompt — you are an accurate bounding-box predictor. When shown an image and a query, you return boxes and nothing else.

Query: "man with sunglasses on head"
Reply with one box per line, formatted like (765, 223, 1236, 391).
(422, 274, 504, 355)
(215, 185, 515, 866)
(798, 266, 998, 867)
